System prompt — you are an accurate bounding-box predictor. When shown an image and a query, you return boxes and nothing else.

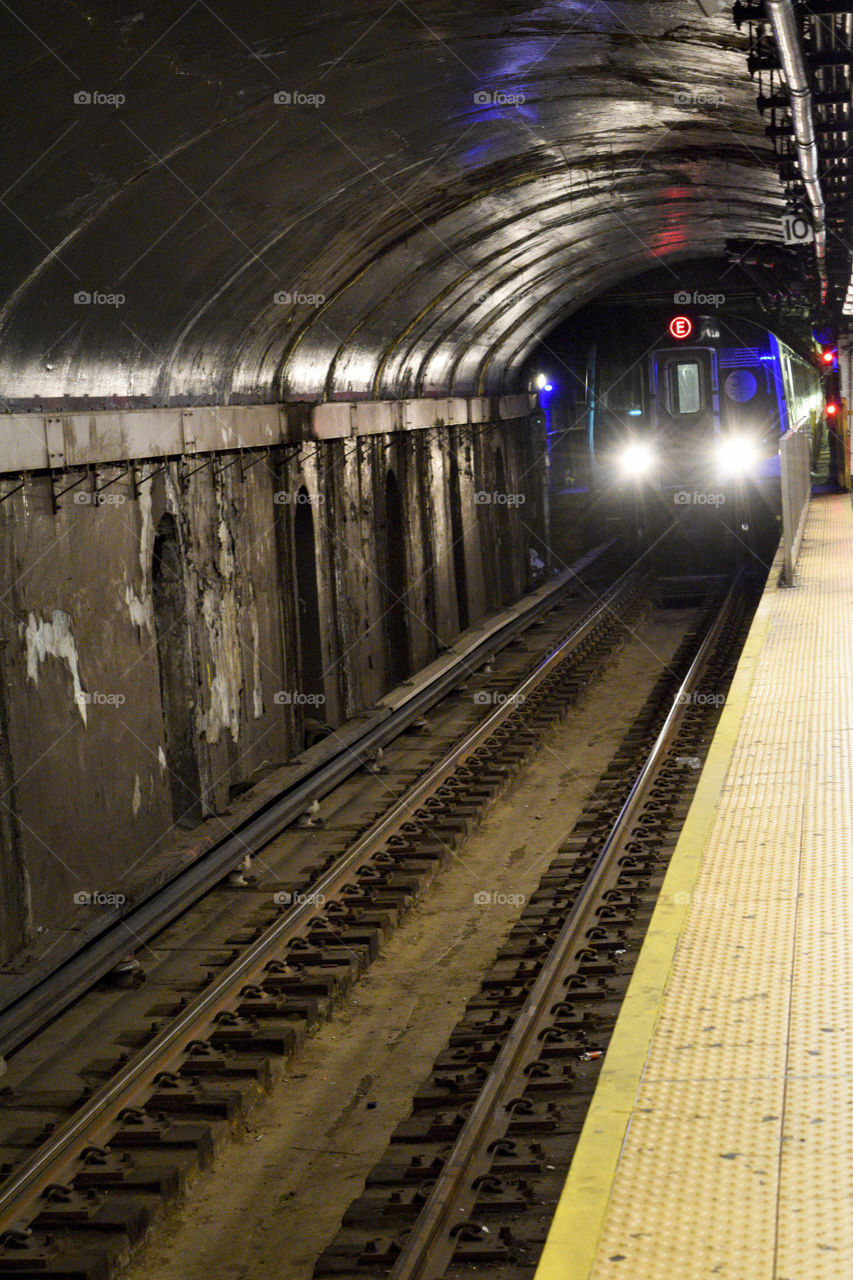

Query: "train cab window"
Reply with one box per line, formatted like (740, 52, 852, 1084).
(669, 362, 702, 415)
(591, 355, 647, 461)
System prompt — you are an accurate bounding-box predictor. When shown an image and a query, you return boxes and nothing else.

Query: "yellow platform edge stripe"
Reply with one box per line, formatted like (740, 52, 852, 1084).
(533, 561, 780, 1280)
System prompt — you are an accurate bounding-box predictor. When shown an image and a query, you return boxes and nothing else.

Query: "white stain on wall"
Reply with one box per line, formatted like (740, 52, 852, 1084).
(124, 472, 155, 633)
(23, 609, 88, 725)
(199, 518, 243, 745)
(251, 595, 263, 719)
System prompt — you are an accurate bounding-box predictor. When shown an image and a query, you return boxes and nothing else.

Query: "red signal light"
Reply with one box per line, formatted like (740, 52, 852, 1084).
(822, 349, 835, 364)
(826, 401, 839, 416)
(669, 316, 693, 340)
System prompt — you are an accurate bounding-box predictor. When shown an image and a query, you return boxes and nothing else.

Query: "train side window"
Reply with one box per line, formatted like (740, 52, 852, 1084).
(669, 361, 701, 415)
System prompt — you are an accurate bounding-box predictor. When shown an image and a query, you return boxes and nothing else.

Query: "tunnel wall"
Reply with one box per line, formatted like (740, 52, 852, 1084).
(0, 409, 544, 960)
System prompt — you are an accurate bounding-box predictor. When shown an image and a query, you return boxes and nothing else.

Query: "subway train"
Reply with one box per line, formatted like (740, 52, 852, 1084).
(544, 310, 825, 500)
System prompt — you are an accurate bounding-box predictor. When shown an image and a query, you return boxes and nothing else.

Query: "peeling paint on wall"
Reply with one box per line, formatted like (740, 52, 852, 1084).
(22, 609, 88, 725)
(251, 603, 263, 720)
(199, 517, 243, 745)
(124, 474, 155, 633)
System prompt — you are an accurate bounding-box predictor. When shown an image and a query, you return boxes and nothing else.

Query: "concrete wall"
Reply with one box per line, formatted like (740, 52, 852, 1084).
(0, 415, 545, 961)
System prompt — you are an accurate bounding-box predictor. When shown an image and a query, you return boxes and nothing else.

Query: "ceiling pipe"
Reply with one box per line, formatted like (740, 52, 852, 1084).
(764, 0, 829, 302)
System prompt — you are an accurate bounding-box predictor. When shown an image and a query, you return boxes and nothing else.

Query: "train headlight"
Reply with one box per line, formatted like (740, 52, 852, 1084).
(716, 435, 758, 478)
(618, 442, 655, 478)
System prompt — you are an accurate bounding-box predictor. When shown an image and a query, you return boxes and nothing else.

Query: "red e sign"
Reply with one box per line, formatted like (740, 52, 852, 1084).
(669, 315, 693, 340)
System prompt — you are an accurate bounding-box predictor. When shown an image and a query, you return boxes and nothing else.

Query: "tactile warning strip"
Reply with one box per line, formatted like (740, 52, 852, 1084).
(534, 495, 853, 1280)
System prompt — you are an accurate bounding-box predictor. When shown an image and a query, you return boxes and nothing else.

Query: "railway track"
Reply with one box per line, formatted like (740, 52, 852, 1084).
(0, 550, 659, 1280)
(314, 570, 759, 1280)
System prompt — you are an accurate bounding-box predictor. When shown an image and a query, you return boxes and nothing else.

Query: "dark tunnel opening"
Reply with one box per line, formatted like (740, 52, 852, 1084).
(381, 469, 411, 688)
(152, 513, 202, 828)
(492, 446, 516, 606)
(448, 439, 470, 632)
(293, 487, 326, 721)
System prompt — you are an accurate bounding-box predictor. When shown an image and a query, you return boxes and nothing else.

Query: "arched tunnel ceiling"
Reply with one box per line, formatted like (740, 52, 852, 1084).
(0, 0, 786, 408)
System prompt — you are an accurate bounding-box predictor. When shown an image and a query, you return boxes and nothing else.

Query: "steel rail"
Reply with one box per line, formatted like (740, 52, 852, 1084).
(0, 558, 646, 1234)
(0, 543, 616, 1063)
(386, 572, 743, 1280)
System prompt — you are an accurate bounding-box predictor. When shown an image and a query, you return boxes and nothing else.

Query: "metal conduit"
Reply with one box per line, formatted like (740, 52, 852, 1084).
(765, 0, 829, 300)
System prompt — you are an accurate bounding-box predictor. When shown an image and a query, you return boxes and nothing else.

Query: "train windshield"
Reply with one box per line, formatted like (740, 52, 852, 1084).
(670, 361, 701, 415)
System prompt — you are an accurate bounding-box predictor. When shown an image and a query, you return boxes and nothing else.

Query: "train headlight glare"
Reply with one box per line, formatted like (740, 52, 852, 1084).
(716, 435, 758, 477)
(619, 442, 655, 477)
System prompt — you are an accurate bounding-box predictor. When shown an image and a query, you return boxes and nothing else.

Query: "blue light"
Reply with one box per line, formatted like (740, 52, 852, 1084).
(537, 379, 555, 443)
(628, 408, 642, 416)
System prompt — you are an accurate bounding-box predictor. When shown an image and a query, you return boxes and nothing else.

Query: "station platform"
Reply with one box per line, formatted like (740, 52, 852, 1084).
(536, 493, 853, 1280)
